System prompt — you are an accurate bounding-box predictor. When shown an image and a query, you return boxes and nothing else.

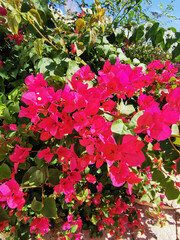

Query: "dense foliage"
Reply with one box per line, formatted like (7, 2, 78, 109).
(0, 0, 180, 239)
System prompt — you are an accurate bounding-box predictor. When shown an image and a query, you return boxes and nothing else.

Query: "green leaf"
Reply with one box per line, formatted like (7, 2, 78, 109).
(0, 206, 9, 221)
(129, 111, 144, 129)
(172, 43, 180, 59)
(155, 28, 165, 46)
(0, 104, 6, 117)
(152, 170, 166, 186)
(28, 9, 42, 26)
(109, 54, 117, 65)
(48, 169, 60, 186)
(160, 139, 179, 161)
(140, 193, 151, 203)
(111, 119, 124, 134)
(34, 38, 44, 56)
(145, 22, 159, 41)
(70, 225, 78, 234)
(168, 27, 177, 32)
(29, 169, 44, 186)
(165, 184, 180, 200)
(7, 11, 21, 34)
(0, 164, 11, 180)
(8, 88, 20, 100)
(90, 215, 98, 225)
(135, 25, 144, 43)
(31, 0, 49, 15)
(111, 119, 132, 135)
(66, 61, 79, 79)
(118, 101, 135, 115)
(42, 198, 57, 218)
(176, 160, 180, 174)
(31, 197, 43, 212)
(38, 57, 54, 73)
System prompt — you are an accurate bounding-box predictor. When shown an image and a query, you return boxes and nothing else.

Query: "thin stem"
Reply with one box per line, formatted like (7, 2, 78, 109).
(168, 137, 180, 155)
(42, 165, 48, 206)
(171, 134, 180, 138)
(21, 185, 42, 189)
(30, 22, 58, 50)
(112, 1, 129, 23)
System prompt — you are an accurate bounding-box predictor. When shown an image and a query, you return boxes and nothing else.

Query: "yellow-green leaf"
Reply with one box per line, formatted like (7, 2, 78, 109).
(76, 18, 85, 32)
(97, 8, 106, 17)
(34, 38, 44, 56)
(101, 24, 105, 34)
(89, 27, 98, 46)
(74, 42, 85, 56)
(7, 11, 21, 34)
(14, 0, 21, 9)
(173, 137, 180, 146)
(28, 9, 42, 26)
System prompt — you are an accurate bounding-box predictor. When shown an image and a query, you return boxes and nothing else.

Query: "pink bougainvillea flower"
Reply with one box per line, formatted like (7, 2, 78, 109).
(71, 43, 76, 54)
(73, 110, 89, 132)
(138, 94, 159, 110)
(0, 221, 9, 232)
(110, 163, 130, 187)
(102, 217, 115, 226)
(9, 144, 31, 163)
(96, 182, 103, 192)
(0, 61, 3, 68)
(0, 179, 25, 209)
(102, 99, 116, 112)
(8, 31, 23, 46)
(114, 135, 145, 167)
(19, 105, 40, 124)
(9, 124, 17, 131)
(1, 124, 9, 131)
(54, 178, 75, 195)
(25, 73, 47, 89)
(68, 171, 81, 182)
(166, 87, 180, 113)
(9, 144, 31, 172)
(37, 147, 54, 163)
(72, 65, 95, 82)
(62, 221, 71, 230)
(80, 137, 95, 155)
(30, 217, 51, 236)
(126, 172, 143, 195)
(86, 174, 96, 184)
(134, 105, 179, 140)
(147, 60, 164, 70)
(77, 10, 85, 17)
(0, 7, 7, 16)
(93, 193, 102, 205)
(21, 87, 49, 107)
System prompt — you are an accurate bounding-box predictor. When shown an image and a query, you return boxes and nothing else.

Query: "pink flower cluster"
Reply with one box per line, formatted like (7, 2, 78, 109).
(0, 6, 7, 17)
(1, 57, 179, 238)
(17, 58, 180, 196)
(0, 179, 25, 210)
(9, 144, 31, 173)
(30, 217, 51, 236)
(18, 61, 150, 193)
(7, 31, 23, 46)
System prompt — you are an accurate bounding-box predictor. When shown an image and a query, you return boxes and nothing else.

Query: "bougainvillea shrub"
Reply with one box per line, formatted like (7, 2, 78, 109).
(0, 57, 180, 239)
(0, 0, 180, 239)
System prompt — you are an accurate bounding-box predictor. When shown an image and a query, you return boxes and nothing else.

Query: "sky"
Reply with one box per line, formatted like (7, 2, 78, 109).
(59, 0, 180, 31)
(142, 0, 180, 31)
